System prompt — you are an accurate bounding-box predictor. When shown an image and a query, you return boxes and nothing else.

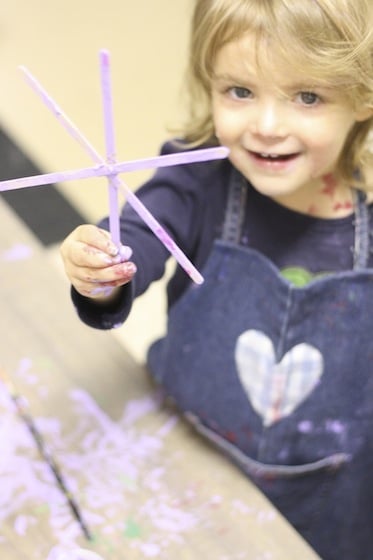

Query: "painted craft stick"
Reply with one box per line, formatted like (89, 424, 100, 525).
(100, 49, 121, 248)
(0, 368, 92, 541)
(17, 63, 229, 284)
(0, 147, 229, 192)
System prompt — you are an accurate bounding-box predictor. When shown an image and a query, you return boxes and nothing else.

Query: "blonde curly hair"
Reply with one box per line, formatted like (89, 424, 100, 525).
(180, 0, 373, 187)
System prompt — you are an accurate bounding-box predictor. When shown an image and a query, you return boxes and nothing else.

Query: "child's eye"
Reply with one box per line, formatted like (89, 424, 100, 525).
(229, 86, 253, 100)
(297, 91, 321, 106)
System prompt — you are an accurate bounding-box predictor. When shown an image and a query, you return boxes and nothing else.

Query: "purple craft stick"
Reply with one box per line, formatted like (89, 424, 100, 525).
(115, 180, 201, 283)
(0, 147, 229, 192)
(100, 49, 121, 248)
(20, 66, 99, 162)
(17, 63, 229, 284)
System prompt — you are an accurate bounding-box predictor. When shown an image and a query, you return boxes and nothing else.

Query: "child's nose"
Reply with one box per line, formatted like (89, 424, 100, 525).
(253, 100, 287, 138)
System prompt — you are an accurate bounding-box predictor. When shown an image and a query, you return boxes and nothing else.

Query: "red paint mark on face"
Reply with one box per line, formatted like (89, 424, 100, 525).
(321, 174, 338, 198)
(307, 204, 318, 215)
(333, 201, 353, 212)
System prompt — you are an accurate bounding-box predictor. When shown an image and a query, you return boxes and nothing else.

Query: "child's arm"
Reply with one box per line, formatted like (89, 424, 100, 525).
(60, 224, 136, 303)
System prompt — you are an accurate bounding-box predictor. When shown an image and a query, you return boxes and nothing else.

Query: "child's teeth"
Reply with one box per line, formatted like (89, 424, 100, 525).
(261, 153, 278, 158)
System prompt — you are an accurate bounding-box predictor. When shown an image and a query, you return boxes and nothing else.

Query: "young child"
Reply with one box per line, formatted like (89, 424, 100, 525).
(60, 1, 373, 558)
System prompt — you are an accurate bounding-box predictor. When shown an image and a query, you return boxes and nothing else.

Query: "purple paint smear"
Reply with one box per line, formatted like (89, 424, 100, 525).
(47, 547, 105, 560)
(1, 243, 33, 261)
(0, 359, 277, 559)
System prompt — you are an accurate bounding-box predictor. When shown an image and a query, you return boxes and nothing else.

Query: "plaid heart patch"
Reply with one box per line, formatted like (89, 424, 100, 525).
(235, 330, 324, 427)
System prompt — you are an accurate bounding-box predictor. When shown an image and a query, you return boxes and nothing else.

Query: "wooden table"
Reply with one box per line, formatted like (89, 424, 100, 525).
(0, 198, 320, 559)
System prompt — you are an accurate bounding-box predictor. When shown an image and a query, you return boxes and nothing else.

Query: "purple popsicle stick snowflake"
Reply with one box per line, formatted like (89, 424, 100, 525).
(0, 50, 229, 284)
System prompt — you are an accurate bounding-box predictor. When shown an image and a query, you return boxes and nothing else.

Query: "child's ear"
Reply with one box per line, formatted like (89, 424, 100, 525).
(355, 105, 373, 122)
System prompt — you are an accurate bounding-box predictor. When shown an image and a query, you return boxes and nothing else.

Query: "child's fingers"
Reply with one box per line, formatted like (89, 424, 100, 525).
(69, 242, 133, 269)
(69, 241, 119, 268)
(71, 261, 137, 298)
(95, 228, 133, 261)
(74, 261, 137, 284)
(61, 224, 118, 262)
(61, 225, 132, 269)
(60, 224, 135, 298)
(74, 225, 119, 257)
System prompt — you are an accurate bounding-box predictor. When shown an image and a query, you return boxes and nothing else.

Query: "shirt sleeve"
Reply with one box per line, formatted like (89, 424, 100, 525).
(70, 282, 134, 330)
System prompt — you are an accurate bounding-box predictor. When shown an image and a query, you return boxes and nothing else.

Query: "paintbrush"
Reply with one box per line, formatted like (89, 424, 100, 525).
(0, 368, 92, 541)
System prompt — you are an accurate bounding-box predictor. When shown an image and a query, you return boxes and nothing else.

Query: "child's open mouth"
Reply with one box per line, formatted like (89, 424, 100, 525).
(252, 151, 299, 162)
(249, 151, 300, 169)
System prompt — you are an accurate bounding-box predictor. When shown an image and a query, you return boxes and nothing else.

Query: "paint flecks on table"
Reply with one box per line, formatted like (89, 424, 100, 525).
(47, 546, 106, 560)
(0, 359, 283, 560)
(1, 242, 33, 261)
(123, 517, 142, 539)
(0, 365, 190, 556)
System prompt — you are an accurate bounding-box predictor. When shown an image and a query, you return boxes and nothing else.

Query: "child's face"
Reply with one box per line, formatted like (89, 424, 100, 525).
(211, 35, 370, 205)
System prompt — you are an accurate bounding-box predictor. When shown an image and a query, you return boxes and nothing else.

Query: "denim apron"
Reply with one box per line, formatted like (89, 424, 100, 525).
(148, 169, 373, 560)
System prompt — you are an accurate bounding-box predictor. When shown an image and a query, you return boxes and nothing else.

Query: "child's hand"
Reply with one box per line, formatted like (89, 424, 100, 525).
(60, 224, 136, 300)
